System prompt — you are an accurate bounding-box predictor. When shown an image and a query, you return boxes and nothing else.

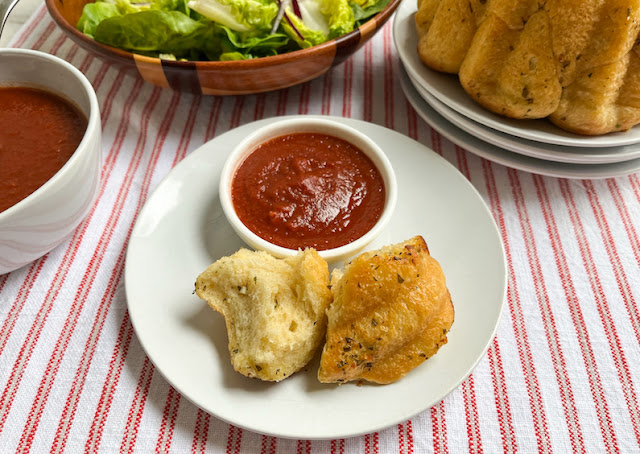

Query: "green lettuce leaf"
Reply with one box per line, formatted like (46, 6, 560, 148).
(280, 0, 354, 47)
(280, 9, 327, 48)
(186, 0, 278, 33)
(90, 7, 288, 60)
(350, 0, 390, 24)
(77, 2, 121, 37)
(316, 0, 354, 39)
(157, 0, 191, 15)
(77, 0, 193, 37)
(220, 25, 289, 54)
(93, 11, 222, 57)
(219, 51, 248, 60)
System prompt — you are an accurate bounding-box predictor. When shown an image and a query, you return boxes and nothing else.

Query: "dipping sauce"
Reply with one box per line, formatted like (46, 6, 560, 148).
(231, 133, 386, 251)
(0, 87, 87, 213)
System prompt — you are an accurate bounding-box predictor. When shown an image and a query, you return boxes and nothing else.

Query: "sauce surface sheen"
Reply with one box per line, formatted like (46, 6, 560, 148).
(231, 133, 386, 251)
(0, 87, 87, 213)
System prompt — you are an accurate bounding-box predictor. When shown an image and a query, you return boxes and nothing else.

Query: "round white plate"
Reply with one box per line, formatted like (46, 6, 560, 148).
(407, 72, 640, 165)
(399, 64, 640, 179)
(125, 116, 507, 440)
(393, 0, 640, 148)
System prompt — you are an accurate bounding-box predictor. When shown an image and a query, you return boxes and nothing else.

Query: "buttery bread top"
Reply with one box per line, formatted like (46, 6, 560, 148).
(318, 236, 454, 384)
(195, 248, 332, 382)
(415, 0, 640, 135)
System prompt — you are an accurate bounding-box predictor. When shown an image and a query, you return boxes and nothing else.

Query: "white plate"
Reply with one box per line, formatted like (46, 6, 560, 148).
(393, 0, 640, 148)
(407, 72, 640, 165)
(125, 116, 507, 440)
(399, 64, 640, 179)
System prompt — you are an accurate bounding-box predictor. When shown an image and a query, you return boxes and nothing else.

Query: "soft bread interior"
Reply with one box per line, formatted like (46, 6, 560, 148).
(195, 248, 332, 382)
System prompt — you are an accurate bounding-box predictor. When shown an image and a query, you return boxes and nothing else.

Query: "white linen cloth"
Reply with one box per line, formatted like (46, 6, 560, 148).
(1, 5, 640, 453)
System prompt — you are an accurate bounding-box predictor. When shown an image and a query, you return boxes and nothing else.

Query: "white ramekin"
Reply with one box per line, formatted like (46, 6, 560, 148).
(219, 117, 397, 262)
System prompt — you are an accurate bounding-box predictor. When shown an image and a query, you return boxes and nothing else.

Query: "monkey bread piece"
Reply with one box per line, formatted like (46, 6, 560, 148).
(318, 236, 454, 385)
(195, 248, 332, 382)
(416, 0, 640, 135)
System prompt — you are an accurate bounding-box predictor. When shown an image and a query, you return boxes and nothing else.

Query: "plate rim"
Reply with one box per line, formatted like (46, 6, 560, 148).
(397, 64, 640, 179)
(408, 72, 640, 165)
(124, 115, 508, 439)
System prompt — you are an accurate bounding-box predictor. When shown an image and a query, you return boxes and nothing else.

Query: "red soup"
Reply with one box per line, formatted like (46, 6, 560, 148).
(231, 133, 386, 251)
(0, 87, 87, 213)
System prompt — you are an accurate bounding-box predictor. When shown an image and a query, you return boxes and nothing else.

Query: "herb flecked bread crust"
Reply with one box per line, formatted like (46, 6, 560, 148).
(318, 236, 454, 384)
(195, 248, 332, 382)
(415, 0, 640, 135)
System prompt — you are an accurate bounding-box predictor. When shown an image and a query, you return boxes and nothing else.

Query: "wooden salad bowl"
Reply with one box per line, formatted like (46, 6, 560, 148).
(45, 0, 401, 95)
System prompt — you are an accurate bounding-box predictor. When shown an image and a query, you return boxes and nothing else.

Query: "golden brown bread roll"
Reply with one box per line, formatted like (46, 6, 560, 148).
(416, 0, 640, 135)
(318, 236, 454, 384)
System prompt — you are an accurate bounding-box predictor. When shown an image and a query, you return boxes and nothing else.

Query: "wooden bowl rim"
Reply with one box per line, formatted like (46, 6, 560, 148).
(45, 0, 402, 68)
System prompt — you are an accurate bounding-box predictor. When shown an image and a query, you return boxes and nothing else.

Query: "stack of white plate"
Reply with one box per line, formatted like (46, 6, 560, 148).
(392, 0, 640, 179)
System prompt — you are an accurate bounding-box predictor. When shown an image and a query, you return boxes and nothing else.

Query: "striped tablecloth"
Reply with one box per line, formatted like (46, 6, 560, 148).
(2, 5, 640, 453)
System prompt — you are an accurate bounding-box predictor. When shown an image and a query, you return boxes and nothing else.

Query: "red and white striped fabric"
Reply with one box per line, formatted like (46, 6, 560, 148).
(2, 6, 640, 453)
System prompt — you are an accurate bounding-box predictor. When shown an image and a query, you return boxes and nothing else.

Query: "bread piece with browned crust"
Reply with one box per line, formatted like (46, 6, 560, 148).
(416, 0, 640, 134)
(318, 236, 454, 384)
(195, 248, 332, 382)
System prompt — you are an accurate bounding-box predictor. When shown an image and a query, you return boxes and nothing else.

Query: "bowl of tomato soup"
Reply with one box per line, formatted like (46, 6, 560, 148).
(220, 117, 397, 262)
(0, 49, 101, 274)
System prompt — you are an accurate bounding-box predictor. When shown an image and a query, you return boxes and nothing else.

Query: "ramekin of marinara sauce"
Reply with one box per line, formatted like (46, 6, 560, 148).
(219, 118, 397, 262)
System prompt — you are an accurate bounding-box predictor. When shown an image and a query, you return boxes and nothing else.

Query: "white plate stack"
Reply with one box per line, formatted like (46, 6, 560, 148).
(393, 0, 640, 179)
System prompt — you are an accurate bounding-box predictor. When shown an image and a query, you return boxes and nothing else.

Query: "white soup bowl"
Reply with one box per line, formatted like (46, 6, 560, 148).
(0, 49, 101, 274)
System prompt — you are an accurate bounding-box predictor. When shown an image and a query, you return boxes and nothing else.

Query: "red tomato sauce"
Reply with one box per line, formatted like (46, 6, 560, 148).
(0, 87, 87, 213)
(231, 133, 386, 251)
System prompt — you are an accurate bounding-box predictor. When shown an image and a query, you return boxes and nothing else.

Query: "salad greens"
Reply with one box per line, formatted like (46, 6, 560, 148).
(77, 0, 388, 60)
(186, 0, 279, 33)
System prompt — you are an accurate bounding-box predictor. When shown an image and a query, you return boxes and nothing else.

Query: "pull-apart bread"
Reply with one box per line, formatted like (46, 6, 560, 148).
(416, 0, 640, 135)
(318, 236, 454, 384)
(195, 248, 332, 382)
